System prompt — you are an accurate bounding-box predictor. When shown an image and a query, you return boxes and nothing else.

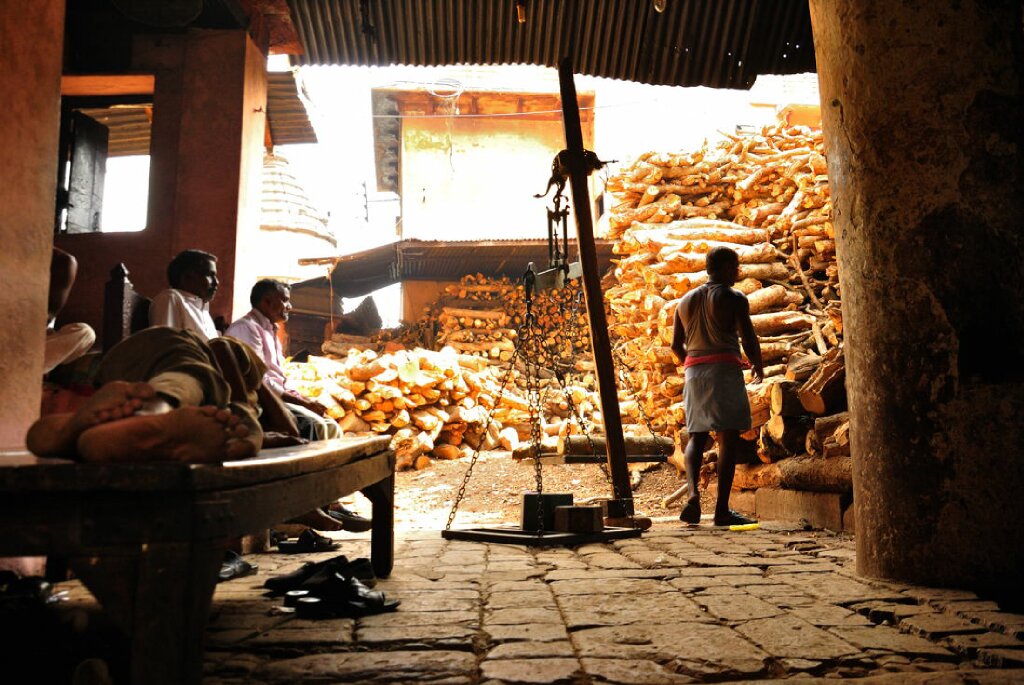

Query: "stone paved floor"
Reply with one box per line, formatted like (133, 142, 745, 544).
(81, 519, 1024, 683)
(195, 519, 1024, 683)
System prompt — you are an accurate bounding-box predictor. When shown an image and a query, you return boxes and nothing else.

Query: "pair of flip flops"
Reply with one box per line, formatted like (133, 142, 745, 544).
(263, 555, 398, 619)
(276, 528, 339, 554)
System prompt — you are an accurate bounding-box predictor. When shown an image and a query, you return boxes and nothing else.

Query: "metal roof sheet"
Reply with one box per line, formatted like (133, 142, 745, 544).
(266, 71, 319, 145)
(286, 0, 815, 89)
(295, 237, 616, 297)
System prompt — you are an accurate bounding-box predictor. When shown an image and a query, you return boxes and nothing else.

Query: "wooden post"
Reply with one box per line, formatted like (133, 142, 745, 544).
(557, 58, 634, 520)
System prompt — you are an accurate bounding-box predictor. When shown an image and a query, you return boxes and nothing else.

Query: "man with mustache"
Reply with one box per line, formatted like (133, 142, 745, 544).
(149, 249, 220, 340)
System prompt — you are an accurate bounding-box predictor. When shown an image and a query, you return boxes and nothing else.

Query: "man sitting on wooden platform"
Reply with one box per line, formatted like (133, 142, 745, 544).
(227, 279, 371, 533)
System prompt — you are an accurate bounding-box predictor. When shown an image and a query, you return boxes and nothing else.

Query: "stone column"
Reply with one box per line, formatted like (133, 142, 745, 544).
(0, 1, 65, 447)
(809, 1, 1024, 601)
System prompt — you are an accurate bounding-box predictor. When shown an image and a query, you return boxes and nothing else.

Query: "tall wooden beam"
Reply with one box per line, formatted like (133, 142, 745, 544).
(556, 58, 634, 520)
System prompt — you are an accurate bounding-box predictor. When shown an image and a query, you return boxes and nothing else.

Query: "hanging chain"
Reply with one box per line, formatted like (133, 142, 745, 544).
(559, 286, 611, 482)
(445, 268, 550, 533)
(611, 344, 669, 454)
(444, 342, 522, 531)
(521, 271, 547, 535)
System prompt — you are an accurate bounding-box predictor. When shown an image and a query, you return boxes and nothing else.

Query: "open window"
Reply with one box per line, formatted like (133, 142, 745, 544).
(56, 75, 155, 234)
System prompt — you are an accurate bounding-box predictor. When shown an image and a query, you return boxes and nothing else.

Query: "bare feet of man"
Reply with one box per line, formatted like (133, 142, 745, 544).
(27, 381, 156, 458)
(76, 405, 256, 464)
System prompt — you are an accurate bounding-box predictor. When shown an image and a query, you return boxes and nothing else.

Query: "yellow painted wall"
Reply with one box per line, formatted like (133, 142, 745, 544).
(402, 280, 454, 323)
(401, 116, 566, 241)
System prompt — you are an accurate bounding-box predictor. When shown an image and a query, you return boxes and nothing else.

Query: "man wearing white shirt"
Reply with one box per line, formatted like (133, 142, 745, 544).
(226, 280, 370, 532)
(149, 249, 220, 340)
(225, 279, 341, 441)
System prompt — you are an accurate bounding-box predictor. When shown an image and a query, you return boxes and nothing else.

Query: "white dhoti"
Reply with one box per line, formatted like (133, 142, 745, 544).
(43, 323, 96, 373)
(683, 363, 751, 433)
(288, 403, 342, 441)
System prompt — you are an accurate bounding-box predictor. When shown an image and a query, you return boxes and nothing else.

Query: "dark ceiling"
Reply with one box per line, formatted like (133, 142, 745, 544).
(286, 0, 815, 89)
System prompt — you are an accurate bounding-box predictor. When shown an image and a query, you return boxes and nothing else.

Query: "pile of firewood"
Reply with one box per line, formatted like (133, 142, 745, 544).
(286, 345, 604, 471)
(604, 123, 850, 475)
(378, 273, 593, 372)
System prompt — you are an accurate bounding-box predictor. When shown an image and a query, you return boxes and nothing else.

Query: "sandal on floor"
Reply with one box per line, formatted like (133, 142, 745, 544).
(218, 551, 258, 583)
(263, 554, 350, 594)
(338, 557, 377, 588)
(277, 528, 339, 554)
(713, 510, 758, 527)
(295, 574, 399, 620)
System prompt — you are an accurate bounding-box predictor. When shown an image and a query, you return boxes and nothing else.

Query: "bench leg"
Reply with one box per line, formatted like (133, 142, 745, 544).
(362, 472, 395, 578)
(72, 542, 224, 685)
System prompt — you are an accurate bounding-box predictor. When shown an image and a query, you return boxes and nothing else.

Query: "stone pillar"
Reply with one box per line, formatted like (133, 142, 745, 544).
(0, 1, 65, 448)
(809, 1, 1024, 601)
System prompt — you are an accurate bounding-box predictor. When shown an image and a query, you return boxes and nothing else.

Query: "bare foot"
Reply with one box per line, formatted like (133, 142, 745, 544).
(27, 381, 156, 458)
(76, 405, 256, 464)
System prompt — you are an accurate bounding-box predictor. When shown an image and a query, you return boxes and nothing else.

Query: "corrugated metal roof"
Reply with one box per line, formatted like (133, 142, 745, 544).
(267, 71, 319, 145)
(296, 238, 616, 297)
(286, 0, 814, 89)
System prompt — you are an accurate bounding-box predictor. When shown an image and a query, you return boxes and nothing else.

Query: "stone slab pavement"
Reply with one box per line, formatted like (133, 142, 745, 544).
(66, 519, 1024, 683)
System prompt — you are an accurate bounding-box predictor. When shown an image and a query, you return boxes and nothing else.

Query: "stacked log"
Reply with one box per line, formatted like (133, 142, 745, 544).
(286, 345, 605, 471)
(604, 123, 853, 494)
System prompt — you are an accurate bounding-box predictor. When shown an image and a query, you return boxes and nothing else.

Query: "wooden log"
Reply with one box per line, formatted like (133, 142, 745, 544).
(805, 411, 850, 456)
(766, 415, 814, 454)
(559, 435, 673, 456)
(770, 379, 805, 417)
(798, 348, 846, 415)
(432, 443, 461, 460)
(751, 311, 815, 336)
(777, 455, 852, 492)
(733, 462, 782, 490)
(785, 352, 821, 382)
(757, 425, 792, 463)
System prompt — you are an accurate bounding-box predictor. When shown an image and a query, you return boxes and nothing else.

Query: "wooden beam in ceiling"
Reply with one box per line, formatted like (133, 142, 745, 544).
(61, 74, 155, 97)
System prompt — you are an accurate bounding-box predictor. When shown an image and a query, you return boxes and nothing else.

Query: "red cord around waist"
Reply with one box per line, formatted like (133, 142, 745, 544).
(683, 353, 750, 369)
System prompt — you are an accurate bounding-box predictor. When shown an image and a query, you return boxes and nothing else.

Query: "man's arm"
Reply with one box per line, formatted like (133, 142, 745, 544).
(281, 390, 329, 416)
(736, 295, 764, 382)
(670, 304, 687, 365)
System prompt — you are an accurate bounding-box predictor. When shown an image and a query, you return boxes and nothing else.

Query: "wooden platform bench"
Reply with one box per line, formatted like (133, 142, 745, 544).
(0, 435, 395, 684)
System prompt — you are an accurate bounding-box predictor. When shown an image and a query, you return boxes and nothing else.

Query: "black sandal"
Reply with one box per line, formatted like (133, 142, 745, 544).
(277, 528, 339, 554)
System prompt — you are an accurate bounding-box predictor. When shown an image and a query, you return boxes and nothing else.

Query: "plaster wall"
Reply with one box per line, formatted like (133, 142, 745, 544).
(402, 280, 453, 324)
(55, 30, 267, 338)
(810, 0, 1024, 600)
(0, 1, 65, 448)
(400, 117, 582, 241)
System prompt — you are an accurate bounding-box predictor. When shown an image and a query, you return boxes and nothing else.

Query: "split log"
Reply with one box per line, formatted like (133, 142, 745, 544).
(769, 380, 805, 417)
(798, 348, 846, 415)
(751, 311, 816, 336)
(765, 414, 814, 454)
(785, 352, 821, 382)
(805, 411, 849, 456)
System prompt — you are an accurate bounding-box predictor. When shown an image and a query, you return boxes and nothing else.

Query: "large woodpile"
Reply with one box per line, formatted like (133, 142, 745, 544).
(376, 274, 593, 371)
(287, 343, 604, 471)
(289, 123, 851, 485)
(603, 123, 850, 486)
